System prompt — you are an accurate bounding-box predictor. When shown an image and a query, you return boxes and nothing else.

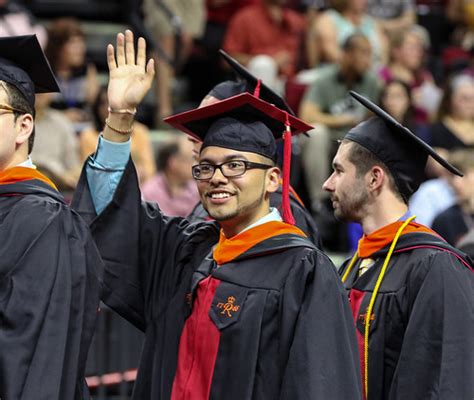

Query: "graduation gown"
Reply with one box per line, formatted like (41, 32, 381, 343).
(340, 230, 474, 400)
(187, 186, 322, 248)
(0, 169, 101, 400)
(73, 161, 362, 400)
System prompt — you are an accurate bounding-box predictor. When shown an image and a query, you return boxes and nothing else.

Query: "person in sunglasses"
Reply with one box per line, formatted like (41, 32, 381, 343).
(73, 30, 362, 400)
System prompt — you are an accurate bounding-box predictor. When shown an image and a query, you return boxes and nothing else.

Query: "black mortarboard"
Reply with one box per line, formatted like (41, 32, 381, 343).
(217, 49, 295, 115)
(345, 91, 463, 200)
(0, 35, 60, 109)
(164, 92, 313, 224)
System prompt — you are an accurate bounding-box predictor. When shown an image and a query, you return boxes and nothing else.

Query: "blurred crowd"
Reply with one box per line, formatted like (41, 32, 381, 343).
(1, 0, 473, 256)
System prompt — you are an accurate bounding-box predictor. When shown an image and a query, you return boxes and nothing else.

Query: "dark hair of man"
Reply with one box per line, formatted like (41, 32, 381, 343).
(343, 139, 406, 203)
(156, 141, 180, 172)
(341, 32, 369, 52)
(2, 81, 35, 154)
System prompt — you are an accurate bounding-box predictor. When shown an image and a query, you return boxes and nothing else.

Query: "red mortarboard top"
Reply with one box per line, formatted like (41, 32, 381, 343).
(0, 35, 60, 109)
(164, 92, 314, 225)
(346, 91, 462, 201)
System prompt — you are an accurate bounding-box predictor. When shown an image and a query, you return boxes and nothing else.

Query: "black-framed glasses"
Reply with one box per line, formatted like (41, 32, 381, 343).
(0, 103, 28, 115)
(192, 160, 272, 180)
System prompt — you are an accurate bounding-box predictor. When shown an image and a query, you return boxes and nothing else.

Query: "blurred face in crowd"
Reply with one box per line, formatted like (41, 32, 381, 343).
(450, 79, 474, 120)
(61, 35, 86, 69)
(323, 141, 369, 222)
(344, 36, 372, 76)
(450, 168, 474, 210)
(395, 32, 425, 71)
(168, 137, 195, 183)
(381, 81, 411, 122)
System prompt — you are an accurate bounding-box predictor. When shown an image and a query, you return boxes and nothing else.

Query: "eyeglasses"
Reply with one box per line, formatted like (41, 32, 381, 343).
(192, 160, 272, 180)
(0, 103, 28, 114)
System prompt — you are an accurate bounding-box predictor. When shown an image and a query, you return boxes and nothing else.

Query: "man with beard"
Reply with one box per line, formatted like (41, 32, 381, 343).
(0, 35, 101, 399)
(323, 91, 474, 400)
(73, 30, 362, 400)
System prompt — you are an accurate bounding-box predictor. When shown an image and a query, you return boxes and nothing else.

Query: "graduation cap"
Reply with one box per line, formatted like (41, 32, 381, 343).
(217, 49, 295, 115)
(345, 91, 463, 200)
(0, 35, 60, 109)
(164, 92, 313, 224)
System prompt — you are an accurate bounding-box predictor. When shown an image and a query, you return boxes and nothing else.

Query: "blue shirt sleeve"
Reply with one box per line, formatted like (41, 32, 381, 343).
(86, 135, 131, 214)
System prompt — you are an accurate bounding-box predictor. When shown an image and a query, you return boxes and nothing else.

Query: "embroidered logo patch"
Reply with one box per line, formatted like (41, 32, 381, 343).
(216, 296, 241, 317)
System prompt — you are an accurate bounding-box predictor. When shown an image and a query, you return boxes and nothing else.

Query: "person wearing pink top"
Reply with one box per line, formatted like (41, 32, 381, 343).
(141, 135, 199, 217)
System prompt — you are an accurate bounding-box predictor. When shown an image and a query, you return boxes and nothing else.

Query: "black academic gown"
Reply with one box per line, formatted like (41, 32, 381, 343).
(0, 179, 101, 400)
(339, 232, 474, 400)
(187, 187, 322, 248)
(73, 160, 362, 400)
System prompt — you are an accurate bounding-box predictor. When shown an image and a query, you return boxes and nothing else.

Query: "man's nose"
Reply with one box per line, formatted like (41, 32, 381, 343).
(209, 166, 228, 184)
(322, 174, 334, 192)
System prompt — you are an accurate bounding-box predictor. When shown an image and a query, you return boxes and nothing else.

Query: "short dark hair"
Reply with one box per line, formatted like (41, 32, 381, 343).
(342, 33, 370, 52)
(2, 81, 35, 154)
(344, 139, 405, 203)
(156, 141, 180, 172)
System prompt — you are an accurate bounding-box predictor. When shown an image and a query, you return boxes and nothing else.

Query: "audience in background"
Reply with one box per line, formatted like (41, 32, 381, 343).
(378, 26, 441, 123)
(432, 148, 474, 245)
(430, 73, 474, 149)
(366, 0, 416, 36)
(45, 17, 99, 132)
(141, 135, 199, 217)
(142, 0, 205, 123)
(79, 86, 156, 186)
(312, 0, 388, 66)
(223, 0, 306, 93)
(0, 0, 47, 47)
(30, 93, 82, 192)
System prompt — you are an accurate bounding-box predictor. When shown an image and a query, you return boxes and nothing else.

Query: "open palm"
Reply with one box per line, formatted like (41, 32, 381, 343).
(107, 30, 155, 110)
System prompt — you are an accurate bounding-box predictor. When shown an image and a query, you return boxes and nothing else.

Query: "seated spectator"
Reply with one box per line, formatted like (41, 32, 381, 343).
(299, 33, 380, 210)
(380, 79, 431, 141)
(141, 135, 199, 217)
(0, 0, 47, 47)
(30, 93, 81, 192)
(378, 26, 442, 122)
(79, 86, 156, 185)
(45, 18, 99, 131)
(312, 0, 388, 66)
(432, 148, 474, 246)
(367, 0, 416, 37)
(142, 0, 205, 123)
(430, 73, 474, 150)
(223, 0, 306, 93)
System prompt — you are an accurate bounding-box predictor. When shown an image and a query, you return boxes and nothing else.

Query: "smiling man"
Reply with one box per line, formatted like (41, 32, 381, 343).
(73, 30, 362, 400)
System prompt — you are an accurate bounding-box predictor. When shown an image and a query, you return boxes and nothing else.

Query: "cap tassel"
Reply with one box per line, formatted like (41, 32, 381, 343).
(282, 112, 295, 225)
(253, 79, 261, 98)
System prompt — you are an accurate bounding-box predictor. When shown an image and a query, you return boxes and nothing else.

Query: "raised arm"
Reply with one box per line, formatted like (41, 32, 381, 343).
(104, 30, 155, 144)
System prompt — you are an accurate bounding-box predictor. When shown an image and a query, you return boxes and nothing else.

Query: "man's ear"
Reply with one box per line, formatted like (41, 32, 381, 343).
(15, 113, 34, 147)
(266, 166, 280, 194)
(367, 165, 385, 193)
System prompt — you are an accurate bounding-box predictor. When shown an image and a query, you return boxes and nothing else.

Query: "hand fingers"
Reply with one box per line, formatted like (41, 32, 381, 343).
(116, 32, 126, 66)
(107, 44, 117, 70)
(125, 30, 135, 65)
(146, 59, 155, 80)
(137, 37, 146, 68)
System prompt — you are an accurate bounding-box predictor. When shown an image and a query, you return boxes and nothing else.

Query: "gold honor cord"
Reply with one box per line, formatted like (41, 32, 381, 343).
(341, 216, 417, 399)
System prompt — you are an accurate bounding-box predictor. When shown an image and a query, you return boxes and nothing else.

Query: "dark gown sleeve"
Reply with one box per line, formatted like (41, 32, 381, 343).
(389, 251, 474, 399)
(279, 250, 363, 399)
(72, 160, 216, 332)
(0, 199, 100, 400)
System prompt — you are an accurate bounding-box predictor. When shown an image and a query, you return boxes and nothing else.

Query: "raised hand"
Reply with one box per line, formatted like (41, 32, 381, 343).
(107, 30, 155, 111)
